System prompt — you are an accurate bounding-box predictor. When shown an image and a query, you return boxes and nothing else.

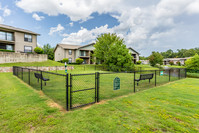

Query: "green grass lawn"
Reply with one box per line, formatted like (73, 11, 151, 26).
(0, 60, 64, 67)
(135, 64, 160, 70)
(162, 65, 186, 68)
(1, 73, 199, 132)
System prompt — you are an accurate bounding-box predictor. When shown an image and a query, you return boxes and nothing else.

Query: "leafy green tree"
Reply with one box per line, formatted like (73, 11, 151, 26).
(34, 47, 44, 54)
(94, 33, 134, 71)
(76, 58, 84, 64)
(185, 54, 199, 70)
(148, 51, 163, 66)
(42, 44, 54, 60)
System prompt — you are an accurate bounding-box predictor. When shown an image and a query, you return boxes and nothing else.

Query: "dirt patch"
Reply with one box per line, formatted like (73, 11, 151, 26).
(47, 101, 66, 112)
(174, 117, 182, 122)
(82, 100, 108, 110)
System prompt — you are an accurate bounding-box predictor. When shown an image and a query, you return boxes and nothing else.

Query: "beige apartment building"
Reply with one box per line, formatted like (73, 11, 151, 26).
(54, 43, 139, 64)
(0, 24, 39, 53)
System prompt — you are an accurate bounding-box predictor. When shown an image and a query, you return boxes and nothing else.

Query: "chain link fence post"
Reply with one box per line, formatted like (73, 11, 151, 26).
(97, 72, 100, 102)
(70, 73, 72, 109)
(29, 69, 30, 85)
(155, 70, 157, 86)
(134, 71, 136, 93)
(66, 73, 69, 111)
(40, 71, 43, 90)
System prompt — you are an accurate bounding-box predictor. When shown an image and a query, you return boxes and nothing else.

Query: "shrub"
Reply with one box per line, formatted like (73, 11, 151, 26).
(0, 49, 15, 52)
(169, 61, 174, 66)
(185, 54, 199, 70)
(177, 61, 181, 66)
(136, 60, 142, 65)
(76, 58, 84, 64)
(34, 47, 44, 54)
(62, 58, 69, 63)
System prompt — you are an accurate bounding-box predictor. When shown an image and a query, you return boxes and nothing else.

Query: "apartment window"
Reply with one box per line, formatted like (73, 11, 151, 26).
(24, 46, 32, 53)
(7, 33, 13, 41)
(69, 58, 72, 63)
(0, 31, 13, 41)
(80, 51, 86, 56)
(24, 34, 32, 42)
(6, 45, 13, 51)
(68, 50, 72, 55)
(0, 31, 6, 40)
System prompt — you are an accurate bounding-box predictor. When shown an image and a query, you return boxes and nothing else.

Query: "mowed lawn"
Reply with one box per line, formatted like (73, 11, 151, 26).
(1, 73, 199, 132)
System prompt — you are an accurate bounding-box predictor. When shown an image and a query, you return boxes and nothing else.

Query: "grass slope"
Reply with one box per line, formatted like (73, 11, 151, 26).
(1, 73, 199, 132)
(0, 60, 64, 67)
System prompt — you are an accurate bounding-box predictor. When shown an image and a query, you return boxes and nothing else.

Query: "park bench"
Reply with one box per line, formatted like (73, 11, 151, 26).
(34, 73, 50, 86)
(135, 73, 154, 86)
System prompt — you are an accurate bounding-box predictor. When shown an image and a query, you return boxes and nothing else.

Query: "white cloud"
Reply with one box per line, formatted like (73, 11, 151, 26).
(0, 3, 11, 17)
(3, 8, 11, 16)
(32, 13, 45, 21)
(62, 24, 113, 44)
(186, 0, 199, 14)
(16, 0, 121, 21)
(49, 24, 65, 35)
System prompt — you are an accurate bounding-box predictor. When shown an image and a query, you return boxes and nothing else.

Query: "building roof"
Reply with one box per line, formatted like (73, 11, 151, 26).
(0, 24, 40, 35)
(163, 57, 190, 61)
(78, 43, 95, 49)
(128, 47, 140, 55)
(57, 44, 81, 49)
(54, 43, 95, 52)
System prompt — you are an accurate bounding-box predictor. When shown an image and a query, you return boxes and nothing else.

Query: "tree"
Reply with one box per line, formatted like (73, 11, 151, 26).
(185, 54, 199, 70)
(148, 51, 163, 66)
(139, 56, 148, 60)
(94, 33, 134, 71)
(76, 58, 84, 64)
(42, 44, 54, 60)
(34, 47, 44, 54)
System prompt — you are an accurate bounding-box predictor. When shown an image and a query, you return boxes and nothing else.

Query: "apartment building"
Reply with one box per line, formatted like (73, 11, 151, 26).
(54, 43, 140, 64)
(163, 57, 190, 65)
(0, 24, 39, 53)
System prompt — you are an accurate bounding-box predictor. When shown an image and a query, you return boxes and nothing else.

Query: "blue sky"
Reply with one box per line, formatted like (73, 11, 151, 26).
(0, 0, 199, 56)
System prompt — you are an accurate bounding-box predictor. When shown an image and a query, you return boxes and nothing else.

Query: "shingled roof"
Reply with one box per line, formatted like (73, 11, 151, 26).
(0, 24, 40, 35)
(57, 44, 81, 49)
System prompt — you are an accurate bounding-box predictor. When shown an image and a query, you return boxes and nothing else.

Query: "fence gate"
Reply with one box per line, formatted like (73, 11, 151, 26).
(69, 73, 99, 109)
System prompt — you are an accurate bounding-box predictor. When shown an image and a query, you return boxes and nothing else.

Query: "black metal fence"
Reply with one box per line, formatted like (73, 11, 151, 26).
(13, 66, 186, 111)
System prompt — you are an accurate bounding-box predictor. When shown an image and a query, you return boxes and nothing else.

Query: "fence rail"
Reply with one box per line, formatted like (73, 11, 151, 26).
(13, 66, 186, 111)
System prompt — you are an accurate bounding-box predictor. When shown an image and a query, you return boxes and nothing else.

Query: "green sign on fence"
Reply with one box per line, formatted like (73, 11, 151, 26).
(113, 77, 120, 90)
(160, 71, 163, 76)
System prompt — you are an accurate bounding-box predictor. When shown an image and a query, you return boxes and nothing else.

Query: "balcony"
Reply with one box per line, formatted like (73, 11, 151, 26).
(79, 50, 90, 58)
